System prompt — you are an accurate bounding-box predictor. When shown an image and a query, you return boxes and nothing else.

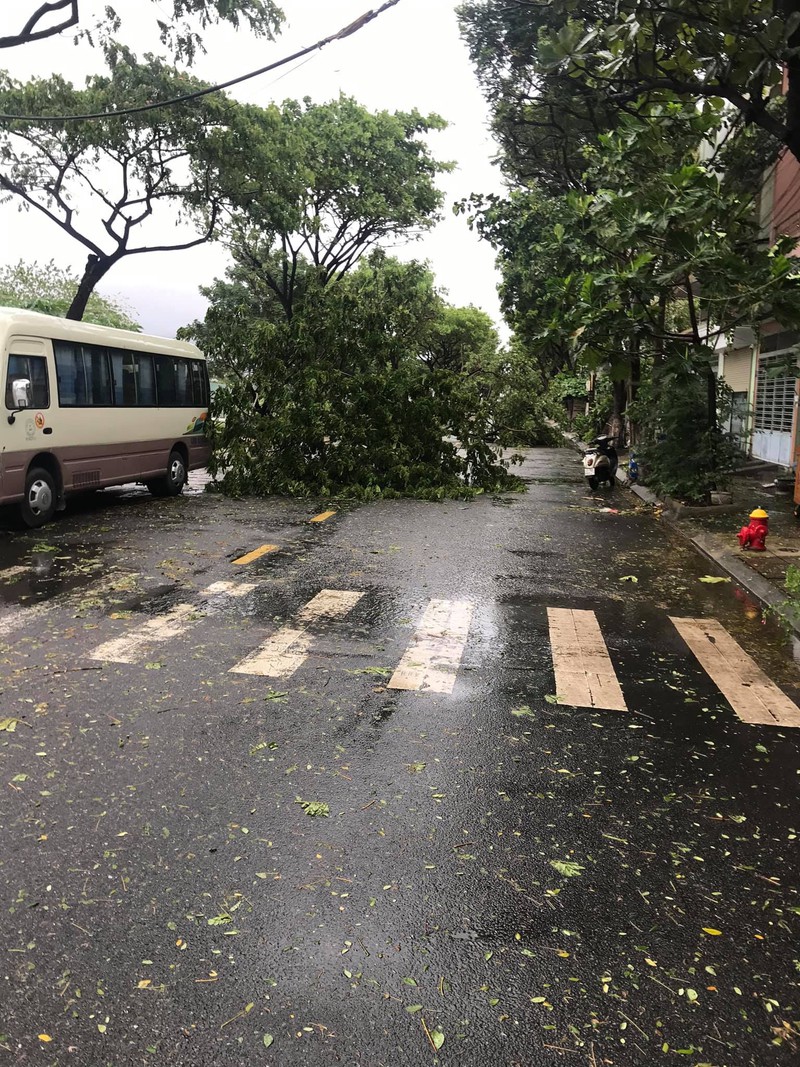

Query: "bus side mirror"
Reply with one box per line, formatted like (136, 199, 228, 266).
(8, 378, 32, 424)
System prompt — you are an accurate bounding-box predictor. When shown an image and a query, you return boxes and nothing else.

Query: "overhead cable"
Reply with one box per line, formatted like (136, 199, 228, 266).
(0, 0, 404, 124)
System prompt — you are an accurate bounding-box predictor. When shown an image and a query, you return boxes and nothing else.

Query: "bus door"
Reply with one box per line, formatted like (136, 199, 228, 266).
(1, 337, 54, 501)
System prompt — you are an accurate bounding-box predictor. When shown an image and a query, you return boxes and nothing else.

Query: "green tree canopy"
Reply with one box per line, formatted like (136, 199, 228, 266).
(191, 252, 523, 500)
(225, 95, 451, 321)
(0, 259, 140, 329)
(1, 2, 283, 64)
(0, 51, 259, 319)
(459, 0, 799, 171)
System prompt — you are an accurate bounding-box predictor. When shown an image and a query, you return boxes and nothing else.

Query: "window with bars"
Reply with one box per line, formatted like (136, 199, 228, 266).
(755, 352, 798, 433)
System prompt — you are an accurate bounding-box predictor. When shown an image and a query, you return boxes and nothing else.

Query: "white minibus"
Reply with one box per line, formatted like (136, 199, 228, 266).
(0, 308, 211, 527)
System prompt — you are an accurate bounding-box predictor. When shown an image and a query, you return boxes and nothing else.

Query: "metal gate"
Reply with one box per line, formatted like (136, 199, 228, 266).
(752, 351, 798, 466)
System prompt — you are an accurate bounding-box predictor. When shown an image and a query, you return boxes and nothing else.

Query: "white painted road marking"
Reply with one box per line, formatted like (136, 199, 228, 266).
(229, 589, 364, 678)
(201, 581, 257, 598)
(229, 626, 312, 678)
(0, 603, 48, 639)
(547, 607, 627, 711)
(0, 572, 140, 641)
(90, 603, 198, 664)
(388, 599, 473, 694)
(670, 617, 800, 727)
(295, 589, 363, 623)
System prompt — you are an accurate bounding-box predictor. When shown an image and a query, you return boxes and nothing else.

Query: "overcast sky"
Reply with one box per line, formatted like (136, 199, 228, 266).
(0, 0, 506, 338)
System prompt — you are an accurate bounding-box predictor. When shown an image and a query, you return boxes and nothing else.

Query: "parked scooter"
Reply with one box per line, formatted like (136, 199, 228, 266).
(583, 435, 618, 490)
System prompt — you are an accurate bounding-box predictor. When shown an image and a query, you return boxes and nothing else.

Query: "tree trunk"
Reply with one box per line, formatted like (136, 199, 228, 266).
(67, 254, 116, 320)
(706, 364, 717, 432)
(609, 376, 627, 446)
(653, 291, 668, 370)
(628, 342, 641, 445)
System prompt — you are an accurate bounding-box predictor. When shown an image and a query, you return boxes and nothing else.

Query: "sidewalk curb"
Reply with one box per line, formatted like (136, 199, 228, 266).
(558, 429, 800, 634)
(687, 531, 800, 637)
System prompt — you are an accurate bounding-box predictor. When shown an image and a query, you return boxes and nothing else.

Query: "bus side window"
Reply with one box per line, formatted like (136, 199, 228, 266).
(190, 360, 207, 406)
(154, 356, 177, 406)
(54, 341, 86, 405)
(81, 345, 112, 405)
(134, 354, 156, 405)
(110, 350, 138, 405)
(6, 354, 50, 408)
(175, 358, 192, 405)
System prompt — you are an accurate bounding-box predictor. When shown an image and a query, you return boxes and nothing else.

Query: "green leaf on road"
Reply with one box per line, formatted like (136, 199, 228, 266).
(406, 1004, 423, 1013)
(550, 860, 585, 877)
(699, 575, 730, 584)
(430, 1028, 445, 1050)
(619, 575, 638, 582)
(511, 705, 535, 717)
(296, 799, 330, 817)
(263, 1034, 274, 1048)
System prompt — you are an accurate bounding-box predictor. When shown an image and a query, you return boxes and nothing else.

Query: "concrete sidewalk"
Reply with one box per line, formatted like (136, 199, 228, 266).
(562, 431, 800, 635)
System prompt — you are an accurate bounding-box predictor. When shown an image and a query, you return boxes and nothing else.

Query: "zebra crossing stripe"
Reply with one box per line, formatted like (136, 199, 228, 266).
(90, 603, 197, 664)
(547, 607, 627, 711)
(229, 589, 364, 678)
(0, 573, 141, 641)
(229, 626, 312, 678)
(233, 545, 278, 566)
(294, 589, 363, 622)
(670, 617, 800, 727)
(387, 600, 473, 694)
(0, 603, 47, 639)
(202, 581, 257, 598)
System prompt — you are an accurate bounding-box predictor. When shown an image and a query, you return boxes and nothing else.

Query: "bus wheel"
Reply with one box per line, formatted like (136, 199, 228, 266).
(148, 449, 187, 498)
(21, 467, 56, 528)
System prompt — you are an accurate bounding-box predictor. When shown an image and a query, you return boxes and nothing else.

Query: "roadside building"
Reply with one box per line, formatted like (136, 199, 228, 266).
(718, 146, 800, 468)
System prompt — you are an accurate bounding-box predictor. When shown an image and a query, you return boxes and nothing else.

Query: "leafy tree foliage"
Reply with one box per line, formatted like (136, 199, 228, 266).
(458, 0, 618, 190)
(0, 259, 140, 329)
(1, 2, 282, 63)
(226, 96, 451, 321)
(191, 254, 523, 500)
(0, 51, 256, 319)
(459, 0, 799, 171)
(628, 362, 742, 503)
(460, 97, 800, 498)
(181, 93, 516, 501)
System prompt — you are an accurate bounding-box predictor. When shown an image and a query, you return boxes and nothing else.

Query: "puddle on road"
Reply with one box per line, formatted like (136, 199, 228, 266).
(0, 538, 107, 605)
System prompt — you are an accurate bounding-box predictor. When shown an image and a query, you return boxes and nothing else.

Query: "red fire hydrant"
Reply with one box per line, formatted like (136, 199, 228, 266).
(737, 507, 769, 551)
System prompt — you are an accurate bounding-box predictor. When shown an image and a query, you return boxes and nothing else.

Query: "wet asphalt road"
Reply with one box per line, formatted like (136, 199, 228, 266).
(0, 447, 798, 1067)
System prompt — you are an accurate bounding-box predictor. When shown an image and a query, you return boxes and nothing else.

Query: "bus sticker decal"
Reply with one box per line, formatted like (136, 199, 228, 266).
(184, 412, 208, 436)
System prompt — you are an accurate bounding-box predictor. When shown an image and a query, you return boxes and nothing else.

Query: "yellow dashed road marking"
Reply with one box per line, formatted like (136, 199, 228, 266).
(232, 545, 279, 566)
(547, 607, 627, 711)
(670, 617, 800, 727)
(310, 510, 337, 524)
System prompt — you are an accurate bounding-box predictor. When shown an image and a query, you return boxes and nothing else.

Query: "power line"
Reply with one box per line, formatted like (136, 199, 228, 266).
(0, 0, 404, 124)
